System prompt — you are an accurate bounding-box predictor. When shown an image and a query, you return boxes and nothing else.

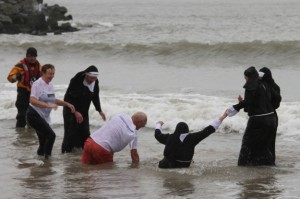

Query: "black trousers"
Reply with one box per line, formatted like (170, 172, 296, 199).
(26, 106, 56, 158)
(15, 87, 30, 127)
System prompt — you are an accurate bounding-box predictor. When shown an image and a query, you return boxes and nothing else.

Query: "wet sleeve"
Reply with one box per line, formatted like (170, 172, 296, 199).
(226, 106, 239, 117)
(7, 65, 23, 83)
(271, 86, 281, 109)
(129, 136, 138, 150)
(154, 129, 169, 145)
(64, 79, 80, 102)
(92, 81, 102, 112)
(233, 101, 245, 112)
(189, 125, 216, 146)
(30, 81, 40, 98)
(233, 90, 254, 111)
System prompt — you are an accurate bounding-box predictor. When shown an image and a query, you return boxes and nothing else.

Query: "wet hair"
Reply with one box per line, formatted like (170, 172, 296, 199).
(41, 64, 55, 73)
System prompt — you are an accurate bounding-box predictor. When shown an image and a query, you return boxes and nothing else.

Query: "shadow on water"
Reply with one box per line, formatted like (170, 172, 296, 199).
(163, 176, 195, 197)
(22, 161, 55, 188)
(235, 170, 283, 199)
(13, 127, 37, 147)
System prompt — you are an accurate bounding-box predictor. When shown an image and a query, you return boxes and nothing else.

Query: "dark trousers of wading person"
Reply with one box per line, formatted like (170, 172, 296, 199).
(26, 106, 56, 159)
(15, 87, 30, 127)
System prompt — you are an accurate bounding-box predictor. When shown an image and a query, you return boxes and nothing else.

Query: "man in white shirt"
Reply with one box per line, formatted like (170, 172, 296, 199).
(81, 112, 147, 164)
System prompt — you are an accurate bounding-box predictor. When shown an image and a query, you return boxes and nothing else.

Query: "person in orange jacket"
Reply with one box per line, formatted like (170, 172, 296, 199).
(7, 47, 41, 128)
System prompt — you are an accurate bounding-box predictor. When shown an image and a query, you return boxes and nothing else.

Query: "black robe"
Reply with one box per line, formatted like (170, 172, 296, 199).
(62, 69, 102, 153)
(155, 123, 215, 168)
(234, 71, 277, 166)
(259, 67, 282, 163)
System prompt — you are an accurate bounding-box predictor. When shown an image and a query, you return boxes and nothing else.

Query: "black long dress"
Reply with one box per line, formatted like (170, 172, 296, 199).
(259, 67, 281, 163)
(62, 67, 103, 153)
(233, 67, 277, 166)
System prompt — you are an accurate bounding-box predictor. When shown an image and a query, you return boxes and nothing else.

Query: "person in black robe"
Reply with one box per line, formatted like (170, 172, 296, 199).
(154, 112, 227, 169)
(259, 67, 281, 163)
(62, 65, 106, 153)
(226, 66, 277, 166)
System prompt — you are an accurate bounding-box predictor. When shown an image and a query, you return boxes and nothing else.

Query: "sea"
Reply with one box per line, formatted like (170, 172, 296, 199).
(1, 0, 300, 198)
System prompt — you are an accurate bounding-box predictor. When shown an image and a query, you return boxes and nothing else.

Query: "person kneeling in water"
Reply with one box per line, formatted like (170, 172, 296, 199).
(154, 112, 227, 168)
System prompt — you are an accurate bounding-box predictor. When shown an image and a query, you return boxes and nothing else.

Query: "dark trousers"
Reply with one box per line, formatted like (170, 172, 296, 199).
(26, 106, 56, 158)
(15, 87, 30, 127)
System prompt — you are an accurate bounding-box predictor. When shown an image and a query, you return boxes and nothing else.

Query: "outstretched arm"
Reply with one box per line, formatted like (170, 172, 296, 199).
(55, 99, 75, 113)
(190, 111, 227, 145)
(218, 111, 228, 122)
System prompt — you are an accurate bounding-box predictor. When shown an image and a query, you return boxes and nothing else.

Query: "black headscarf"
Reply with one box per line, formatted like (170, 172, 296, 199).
(163, 122, 189, 159)
(173, 122, 189, 136)
(84, 65, 98, 74)
(259, 67, 281, 109)
(71, 65, 99, 80)
(259, 67, 275, 85)
(243, 66, 259, 90)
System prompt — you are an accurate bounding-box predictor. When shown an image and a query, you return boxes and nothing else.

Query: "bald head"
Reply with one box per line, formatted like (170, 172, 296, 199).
(132, 112, 147, 130)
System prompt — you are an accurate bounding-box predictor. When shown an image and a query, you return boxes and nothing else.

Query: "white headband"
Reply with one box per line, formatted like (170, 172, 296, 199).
(86, 72, 99, 77)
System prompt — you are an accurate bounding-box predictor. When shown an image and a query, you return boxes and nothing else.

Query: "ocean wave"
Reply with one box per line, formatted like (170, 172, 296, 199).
(73, 20, 115, 28)
(1, 40, 299, 67)
(1, 39, 300, 54)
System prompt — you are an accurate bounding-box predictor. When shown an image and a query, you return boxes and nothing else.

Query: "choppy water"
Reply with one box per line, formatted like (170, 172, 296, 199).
(1, 0, 300, 198)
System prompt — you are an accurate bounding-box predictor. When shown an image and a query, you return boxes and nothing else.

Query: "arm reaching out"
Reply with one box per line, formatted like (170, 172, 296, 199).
(210, 111, 228, 130)
(156, 121, 164, 128)
(226, 106, 238, 117)
(219, 111, 228, 121)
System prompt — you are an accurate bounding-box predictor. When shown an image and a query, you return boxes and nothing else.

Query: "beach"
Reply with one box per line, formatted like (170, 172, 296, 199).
(1, 0, 300, 198)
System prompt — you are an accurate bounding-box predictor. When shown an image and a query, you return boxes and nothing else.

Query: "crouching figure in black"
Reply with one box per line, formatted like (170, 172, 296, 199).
(154, 112, 227, 168)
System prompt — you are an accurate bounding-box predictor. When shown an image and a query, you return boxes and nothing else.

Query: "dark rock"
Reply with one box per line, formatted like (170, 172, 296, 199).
(0, 14, 13, 24)
(53, 30, 62, 35)
(0, 0, 79, 35)
(0, 3, 20, 15)
(60, 22, 78, 32)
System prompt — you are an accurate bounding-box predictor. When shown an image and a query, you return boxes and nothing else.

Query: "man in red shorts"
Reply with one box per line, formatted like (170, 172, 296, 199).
(81, 112, 147, 164)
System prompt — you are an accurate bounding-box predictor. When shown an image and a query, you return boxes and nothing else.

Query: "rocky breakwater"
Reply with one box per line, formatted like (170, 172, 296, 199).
(0, 0, 79, 35)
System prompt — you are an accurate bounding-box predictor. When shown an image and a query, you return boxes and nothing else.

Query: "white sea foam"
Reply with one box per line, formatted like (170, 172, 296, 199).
(1, 83, 299, 139)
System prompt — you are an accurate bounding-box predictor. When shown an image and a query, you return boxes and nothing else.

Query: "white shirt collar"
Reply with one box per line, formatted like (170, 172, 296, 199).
(83, 79, 95, 92)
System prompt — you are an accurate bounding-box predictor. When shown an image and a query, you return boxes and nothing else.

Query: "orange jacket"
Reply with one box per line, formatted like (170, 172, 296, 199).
(7, 58, 41, 91)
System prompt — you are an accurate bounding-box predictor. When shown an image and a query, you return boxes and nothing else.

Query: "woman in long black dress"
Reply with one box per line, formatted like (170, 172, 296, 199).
(259, 67, 281, 163)
(62, 65, 106, 153)
(227, 66, 278, 166)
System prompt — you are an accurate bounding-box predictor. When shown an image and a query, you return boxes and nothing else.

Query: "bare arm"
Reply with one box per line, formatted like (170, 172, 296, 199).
(99, 111, 106, 121)
(55, 99, 75, 113)
(131, 149, 140, 163)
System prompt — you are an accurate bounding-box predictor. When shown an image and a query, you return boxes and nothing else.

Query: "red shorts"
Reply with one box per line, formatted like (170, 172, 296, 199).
(81, 137, 113, 164)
